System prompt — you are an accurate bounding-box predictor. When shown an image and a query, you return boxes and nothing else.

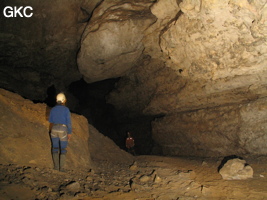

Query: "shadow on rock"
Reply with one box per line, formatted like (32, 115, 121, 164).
(217, 155, 244, 172)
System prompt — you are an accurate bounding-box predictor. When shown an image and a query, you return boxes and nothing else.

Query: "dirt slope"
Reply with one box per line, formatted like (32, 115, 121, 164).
(0, 88, 133, 169)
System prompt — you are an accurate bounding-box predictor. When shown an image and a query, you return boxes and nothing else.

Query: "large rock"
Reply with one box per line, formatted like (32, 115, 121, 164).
(77, 0, 156, 83)
(219, 158, 253, 180)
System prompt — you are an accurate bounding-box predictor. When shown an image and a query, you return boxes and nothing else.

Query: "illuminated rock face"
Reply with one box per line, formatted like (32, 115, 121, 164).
(1, 0, 267, 156)
(106, 0, 267, 113)
(77, 1, 156, 83)
(102, 0, 267, 156)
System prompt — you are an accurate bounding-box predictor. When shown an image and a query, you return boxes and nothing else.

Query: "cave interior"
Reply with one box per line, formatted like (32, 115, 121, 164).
(1, 0, 267, 158)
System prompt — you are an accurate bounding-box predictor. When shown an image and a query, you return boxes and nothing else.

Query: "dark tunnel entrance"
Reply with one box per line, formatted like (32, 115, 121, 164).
(68, 78, 157, 155)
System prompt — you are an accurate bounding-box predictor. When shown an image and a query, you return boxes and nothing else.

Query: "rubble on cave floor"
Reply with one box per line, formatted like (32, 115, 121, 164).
(1, 155, 267, 200)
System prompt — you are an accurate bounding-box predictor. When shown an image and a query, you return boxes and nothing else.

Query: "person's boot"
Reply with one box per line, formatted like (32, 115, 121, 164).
(59, 154, 66, 172)
(52, 153, 59, 170)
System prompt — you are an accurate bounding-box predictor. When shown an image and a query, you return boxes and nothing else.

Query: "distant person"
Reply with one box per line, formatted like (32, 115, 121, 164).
(126, 132, 136, 155)
(49, 93, 72, 172)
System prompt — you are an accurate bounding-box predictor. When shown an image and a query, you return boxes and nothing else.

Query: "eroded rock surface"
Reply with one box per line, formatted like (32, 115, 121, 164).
(77, 0, 156, 83)
(104, 0, 267, 156)
(107, 0, 267, 112)
(219, 158, 253, 180)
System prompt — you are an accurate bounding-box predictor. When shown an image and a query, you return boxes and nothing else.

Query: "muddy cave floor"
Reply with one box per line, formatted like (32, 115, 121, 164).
(0, 155, 267, 200)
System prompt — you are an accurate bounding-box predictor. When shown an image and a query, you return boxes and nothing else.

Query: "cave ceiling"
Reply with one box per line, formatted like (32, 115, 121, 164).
(1, 0, 266, 112)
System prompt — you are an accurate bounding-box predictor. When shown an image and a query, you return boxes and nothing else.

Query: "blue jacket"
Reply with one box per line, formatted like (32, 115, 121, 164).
(49, 105, 72, 134)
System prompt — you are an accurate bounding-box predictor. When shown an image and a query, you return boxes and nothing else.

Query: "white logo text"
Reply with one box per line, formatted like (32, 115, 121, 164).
(3, 6, 33, 18)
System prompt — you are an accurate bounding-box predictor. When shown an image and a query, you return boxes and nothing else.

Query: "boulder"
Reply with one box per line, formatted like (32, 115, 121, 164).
(219, 158, 253, 180)
(77, 0, 156, 83)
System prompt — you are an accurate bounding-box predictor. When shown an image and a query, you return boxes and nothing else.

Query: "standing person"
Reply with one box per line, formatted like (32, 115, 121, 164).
(126, 132, 136, 155)
(49, 93, 72, 172)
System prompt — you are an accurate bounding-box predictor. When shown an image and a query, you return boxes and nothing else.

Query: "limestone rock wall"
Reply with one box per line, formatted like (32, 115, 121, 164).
(107, 0, 267, 114)
(152, 97, 267, 157)
(156, 0, 267, 112)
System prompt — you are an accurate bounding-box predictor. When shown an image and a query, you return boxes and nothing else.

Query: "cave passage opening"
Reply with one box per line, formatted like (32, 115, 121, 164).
(68, 78, 157, 155)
